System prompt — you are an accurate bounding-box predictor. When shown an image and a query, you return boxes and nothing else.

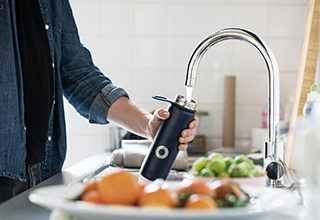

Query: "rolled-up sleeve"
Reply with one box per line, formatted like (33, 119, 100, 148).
(59, 0, 129, 125)
(89, 84, 128, 124)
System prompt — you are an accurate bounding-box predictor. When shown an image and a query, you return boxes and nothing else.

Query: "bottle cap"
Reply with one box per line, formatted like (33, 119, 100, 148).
(307, 84, 320, 101)
(311, 84, 318, 92)
(174, 94, 197, 110)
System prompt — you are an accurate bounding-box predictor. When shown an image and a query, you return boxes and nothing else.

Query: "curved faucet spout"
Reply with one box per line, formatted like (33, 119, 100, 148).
(185, 28, 283, 186)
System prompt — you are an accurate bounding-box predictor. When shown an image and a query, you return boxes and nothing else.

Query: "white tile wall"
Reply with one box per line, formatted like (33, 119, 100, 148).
(100, 2, 134, 35)
(135, 3, 167, 35)
(269, 5, 303, 38)
(235, 5, 269, 37)
(168, 3, 201, 36)
(133, 37, 167, 69)
(64, 0, 309, 168)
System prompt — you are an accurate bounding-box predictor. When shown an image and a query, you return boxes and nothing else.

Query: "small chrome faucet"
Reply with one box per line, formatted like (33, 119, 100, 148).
(185, 28, 285, 187)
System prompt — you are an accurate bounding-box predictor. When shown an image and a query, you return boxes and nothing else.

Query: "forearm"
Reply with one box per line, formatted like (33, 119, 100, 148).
(107, 96, 152, 139)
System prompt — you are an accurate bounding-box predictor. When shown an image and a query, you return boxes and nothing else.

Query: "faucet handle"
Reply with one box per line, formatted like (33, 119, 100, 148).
(265, 159, 285, 180)
(264, 141, 286, 187)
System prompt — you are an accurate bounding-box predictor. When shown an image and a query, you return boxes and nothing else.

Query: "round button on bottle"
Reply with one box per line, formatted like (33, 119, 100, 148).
(155, 145, 169, 159)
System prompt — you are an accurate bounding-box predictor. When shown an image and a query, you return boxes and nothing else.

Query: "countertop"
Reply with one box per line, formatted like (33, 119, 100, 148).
(0, 152, 111, 220)
(0, 152, 311, 220)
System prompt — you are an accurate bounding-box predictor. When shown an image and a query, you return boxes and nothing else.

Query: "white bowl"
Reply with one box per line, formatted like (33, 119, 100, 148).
(183, 173, 267, 187)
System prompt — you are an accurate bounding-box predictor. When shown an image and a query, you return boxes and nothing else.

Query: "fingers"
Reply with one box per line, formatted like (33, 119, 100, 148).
(178, 116, 199, 151)
(189, 116, 199, 129)
(179, 134, 195, 145)
(154, 109, 170, 120)
(153, 111, 198, 151)
(180, 120, 199, 139)
(178, 143, 188, 151)
(148, 109, 170, 140)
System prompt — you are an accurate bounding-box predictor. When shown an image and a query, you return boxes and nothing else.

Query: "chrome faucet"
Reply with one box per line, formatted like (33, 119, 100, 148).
(185, 28, 285, 187)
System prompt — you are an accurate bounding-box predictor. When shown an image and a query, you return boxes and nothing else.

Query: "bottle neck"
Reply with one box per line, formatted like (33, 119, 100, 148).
(308, 92, 320, 102)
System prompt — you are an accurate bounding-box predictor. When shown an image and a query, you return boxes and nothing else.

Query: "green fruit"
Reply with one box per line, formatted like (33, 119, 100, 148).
(249, 166, 259, 177)
(223, 156, 234, 170)
(199, 168, 216, 177)
(251, 165, 266, 177)
(206, 158, 226, 174)
(234, 155, 248, 164)
(227, 163, 235, 174)
(208, 152, 224, 160)
(192, 157, 208, 172)
(234, 155, 255, 169)
(217, 172, 230, 178)
(188, 170, 199, 176)
(228, 162, 249, 177)
(246, 172, 255, 178)
(259, 167, 266, 176)
(246, 158, 255, 169)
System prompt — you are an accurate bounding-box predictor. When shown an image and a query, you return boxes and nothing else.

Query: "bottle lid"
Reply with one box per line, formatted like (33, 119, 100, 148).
(307, 84, 320, 101)
(174, 94, 197, 110)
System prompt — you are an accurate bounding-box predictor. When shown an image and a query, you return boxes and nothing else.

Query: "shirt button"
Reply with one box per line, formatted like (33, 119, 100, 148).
(52, 63, 55, 68)
(24, 127, 27, 130)
(53, 100, 56, 105)
(48, 136, 52, 141)
(45, 24, 49, 30)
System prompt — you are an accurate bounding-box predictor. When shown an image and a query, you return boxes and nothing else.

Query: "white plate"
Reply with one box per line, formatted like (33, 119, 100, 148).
(29, 182, 299, 220)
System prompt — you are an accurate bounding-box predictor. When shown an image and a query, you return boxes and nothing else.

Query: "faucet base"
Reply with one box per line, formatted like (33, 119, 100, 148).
(266, 178, 285, 188)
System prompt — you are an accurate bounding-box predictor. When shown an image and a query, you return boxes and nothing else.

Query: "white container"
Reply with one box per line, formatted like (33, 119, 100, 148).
(303, 84, 320, 116)
(251, 128, 268, 152)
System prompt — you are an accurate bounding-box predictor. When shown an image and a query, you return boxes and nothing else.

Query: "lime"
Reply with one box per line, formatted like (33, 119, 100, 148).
(206, 158, 226, 174)
(223, 156, 234, 170)
(217, 172, 230, 178)
(246, 172, 255, 178)
(227, 162, 249, 177)
(207, 152, 224, 160)
(199, 168, 216, 177)
(246, 158, 255, 169)
(250, 165, 266, 177)
(188, 170, 199, 176)
(234, 155, 255, 169)
(234, 155, 248, 164)
(191, 157, 208, 172)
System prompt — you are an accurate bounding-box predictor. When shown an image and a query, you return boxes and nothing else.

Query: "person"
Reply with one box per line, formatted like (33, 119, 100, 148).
(0, 0, 199, 204)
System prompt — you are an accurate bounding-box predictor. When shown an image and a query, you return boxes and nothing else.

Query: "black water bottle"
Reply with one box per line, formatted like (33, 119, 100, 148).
(140, 94, 197, 181)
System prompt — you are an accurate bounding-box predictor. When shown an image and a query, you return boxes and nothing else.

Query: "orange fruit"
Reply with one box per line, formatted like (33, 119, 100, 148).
(98, 170, 140, 205)
(209, 181, 229, 200)
(177, 179, 211, 195)
(138, 182, 177, 208)
(210, 181, 242, 201)
(82, 181, 97, 193)
(184, 194, 218, 210)
(81, 190, 103, 204)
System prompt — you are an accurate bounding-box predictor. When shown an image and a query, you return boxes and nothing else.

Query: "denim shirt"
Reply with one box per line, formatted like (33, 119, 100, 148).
(0, 0, 128, 181)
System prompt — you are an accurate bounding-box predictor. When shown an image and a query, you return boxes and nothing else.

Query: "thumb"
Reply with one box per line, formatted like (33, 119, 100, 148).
(154, 109, 170, 121)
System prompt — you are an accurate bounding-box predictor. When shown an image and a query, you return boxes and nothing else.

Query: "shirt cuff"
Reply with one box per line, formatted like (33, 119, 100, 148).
(89, 84, 129, 124)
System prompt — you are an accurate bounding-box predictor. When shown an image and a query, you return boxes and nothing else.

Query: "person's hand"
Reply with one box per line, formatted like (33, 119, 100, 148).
(147, 109, 199, 150)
